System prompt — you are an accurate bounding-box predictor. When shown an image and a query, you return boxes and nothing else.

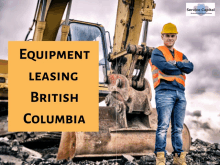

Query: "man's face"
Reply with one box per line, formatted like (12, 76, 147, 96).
(161, 33, 177, 48)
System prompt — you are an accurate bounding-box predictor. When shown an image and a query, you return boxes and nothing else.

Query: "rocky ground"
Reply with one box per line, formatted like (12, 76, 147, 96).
(0, 138, 219, 165)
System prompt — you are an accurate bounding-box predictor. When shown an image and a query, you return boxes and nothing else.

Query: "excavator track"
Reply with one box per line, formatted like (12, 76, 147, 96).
(0, 99, 61, 144)
(0, 112, 61, 144)
(19, 132, 61, 144)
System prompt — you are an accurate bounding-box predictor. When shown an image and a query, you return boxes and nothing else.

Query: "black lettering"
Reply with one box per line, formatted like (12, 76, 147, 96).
(35, 72, 41, 81)
(42, 72, 49, 81)
(36, 51, 43, 59)
(50, 51, 56, 59)
(27, 51, 36, 61)
(59, 94, 62, 102)
(52, 94, 58, 102)
(40, 94, 47, 102)
(68, 51, 73, 59)
(71, 94, 78, 102)
(75, 51, 82, 59)
(62, 72, 69, 80)
(32, 115, 39, 123)
(57, 51, 66, 59)
(66, 116, 72, 123)
(78, 115, 85, 123)
(56, 116, 64, 123)
(24, 113, 31, 124)
(50, 72, 56, 81)
(63, 94, 69, 102)
(71, 72, 78, 80)
(31, 92, 38, 102)
(74, 115, 76, 123)
(20, 49, 27, 59)
(29, 72, 34, 81)
(47, 116, 54, 124)
(45, 51, 48, 59)
(41, 115, 46, 123)
(48, 93, 50, 102)
(84, 51, 90, 59)
(57, 72, 60, 81)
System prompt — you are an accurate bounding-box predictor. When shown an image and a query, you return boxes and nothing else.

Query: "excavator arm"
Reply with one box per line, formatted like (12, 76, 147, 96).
(112, 0, 155, 53)
(109, 0, 156, 90)
(27, 0, 71, 41)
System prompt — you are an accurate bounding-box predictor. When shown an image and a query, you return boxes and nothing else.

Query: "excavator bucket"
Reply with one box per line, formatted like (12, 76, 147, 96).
(57, 132, 76, 160)
(57, 106, 191, 160)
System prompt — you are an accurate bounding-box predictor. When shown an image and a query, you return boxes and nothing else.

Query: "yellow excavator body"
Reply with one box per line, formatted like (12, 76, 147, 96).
(0, 59, 8, 105)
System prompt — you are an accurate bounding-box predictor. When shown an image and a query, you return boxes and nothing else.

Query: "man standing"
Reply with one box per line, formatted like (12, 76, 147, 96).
(150, 23, 193, 165)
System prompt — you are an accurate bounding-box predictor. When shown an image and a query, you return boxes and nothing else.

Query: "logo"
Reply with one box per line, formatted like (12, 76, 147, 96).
(186, 3, 215, 16)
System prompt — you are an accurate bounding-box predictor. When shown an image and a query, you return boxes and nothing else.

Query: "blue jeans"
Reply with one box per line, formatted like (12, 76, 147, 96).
(154, 89, 186, 155)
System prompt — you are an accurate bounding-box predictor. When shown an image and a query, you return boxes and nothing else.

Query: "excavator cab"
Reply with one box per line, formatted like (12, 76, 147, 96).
(56, 20, 111, 102)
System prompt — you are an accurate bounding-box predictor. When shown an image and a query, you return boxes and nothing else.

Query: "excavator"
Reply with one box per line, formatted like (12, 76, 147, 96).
(0, 0, 191, 160)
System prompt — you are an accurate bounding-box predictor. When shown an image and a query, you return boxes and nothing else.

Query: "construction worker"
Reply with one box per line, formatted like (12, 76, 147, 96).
(149, 23, 194, 165)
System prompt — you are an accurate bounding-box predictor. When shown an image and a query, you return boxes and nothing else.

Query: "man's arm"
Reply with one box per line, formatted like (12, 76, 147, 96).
(176, 54, 194, 74)
(151, 49, 182, 75)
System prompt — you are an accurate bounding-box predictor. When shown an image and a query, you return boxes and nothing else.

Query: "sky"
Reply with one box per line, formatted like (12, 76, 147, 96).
(0, 0, 220, 143)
